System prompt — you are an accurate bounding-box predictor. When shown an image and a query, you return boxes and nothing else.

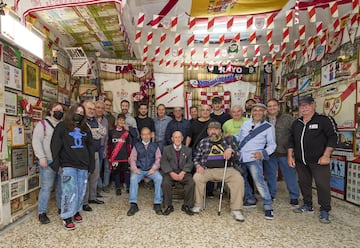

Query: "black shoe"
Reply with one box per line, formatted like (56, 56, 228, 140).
(96, 192, 103, 198)
(116, 188, 122, 195)
(127, 203, 139, 216)
(83, 204, 93, 212)
(153, 204, 163, 215)
(39, 213, 50, 224)
(181, 205, 194, 216)
(89, 199, 104, 204)
(163, 205, 174, 215)
(126, 188, 130, 194)
(58, 208, 61, 215)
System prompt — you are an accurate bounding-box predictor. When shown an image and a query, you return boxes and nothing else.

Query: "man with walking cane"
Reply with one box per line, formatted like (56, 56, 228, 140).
(192, 121, 245, 222)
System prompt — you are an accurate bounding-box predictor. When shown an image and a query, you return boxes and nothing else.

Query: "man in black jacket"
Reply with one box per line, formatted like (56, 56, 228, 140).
(288, 95, 338, 224)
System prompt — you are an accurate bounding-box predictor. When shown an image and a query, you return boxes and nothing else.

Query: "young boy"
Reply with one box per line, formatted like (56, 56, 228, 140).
(108, 113, 132, 195)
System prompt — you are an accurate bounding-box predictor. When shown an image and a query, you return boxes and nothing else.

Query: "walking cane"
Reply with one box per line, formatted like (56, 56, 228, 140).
(218, 159, 228, 216)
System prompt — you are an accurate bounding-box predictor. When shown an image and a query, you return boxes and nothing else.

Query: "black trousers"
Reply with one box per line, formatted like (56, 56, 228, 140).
(161, 173, 195, 207)
(296, 161, 331, 212)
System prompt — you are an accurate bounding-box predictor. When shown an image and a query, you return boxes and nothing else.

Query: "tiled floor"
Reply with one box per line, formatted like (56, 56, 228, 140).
(0, 181, 359, 248)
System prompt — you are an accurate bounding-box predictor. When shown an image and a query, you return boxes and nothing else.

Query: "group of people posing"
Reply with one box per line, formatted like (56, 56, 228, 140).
(32, 95, 338, 230)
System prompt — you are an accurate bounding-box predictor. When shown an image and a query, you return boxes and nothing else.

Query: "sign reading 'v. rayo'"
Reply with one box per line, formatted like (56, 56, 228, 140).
(207, 65, 256, 74)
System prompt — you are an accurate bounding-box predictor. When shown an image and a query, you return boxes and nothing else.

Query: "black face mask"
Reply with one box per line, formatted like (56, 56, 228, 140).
(73, 113, 84, 122)
(53, 111, 64, 120)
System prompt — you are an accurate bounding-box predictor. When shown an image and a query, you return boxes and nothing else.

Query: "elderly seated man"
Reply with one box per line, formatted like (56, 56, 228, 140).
(161, 131, 194, 216)
(192, 121, 245, 222)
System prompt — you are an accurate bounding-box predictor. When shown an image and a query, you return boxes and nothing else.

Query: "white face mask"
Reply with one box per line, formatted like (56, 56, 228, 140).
(142, 140, 150, 145)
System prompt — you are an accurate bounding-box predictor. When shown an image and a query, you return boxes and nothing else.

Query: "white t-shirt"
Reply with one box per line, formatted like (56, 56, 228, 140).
(222, 80, 256, 108)
(103, 79, 140, 114)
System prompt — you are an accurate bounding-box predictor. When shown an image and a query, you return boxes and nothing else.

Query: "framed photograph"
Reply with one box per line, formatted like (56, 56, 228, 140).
(337, 131, 354, 151)
(22, 59, 40, 97)
(10, 197, 23, 215)
(330, 155, 347, 199)
(286, 76, 298, 94)
(32, 106, 42, 121)
(10, 179, 26, 199)
(4, 91, 18, 115)
(321, 61, 338, 86)
(11, 147, 28, 179)
(27, 175, 40, 191)
(42, 79, 58, 102)
(4, 63, 22, 91)
(346, 162, 360, 206)
(10, 125, 25, 147)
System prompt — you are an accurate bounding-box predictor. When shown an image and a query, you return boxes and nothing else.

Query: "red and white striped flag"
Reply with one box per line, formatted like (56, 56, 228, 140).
(191, 48, 196, 57)
(177, 48, 183, 57)
(194, 62, 199, 70)
(329, 1, 338, 18)
(165, 59, 170, 68)
(333, 18, 340, 32)
(226, 60, 231, 71)
(307, 36, 314, 48)
(249, 31, 256, 44)
(174, 33, 181, 46)
(135, 30, 141, 43)
(173, 60, 178, 67)
(143, 45, 148, 55)
(160, 33, 167, 44)
(299, 25, 306, 40)
(268, 43, 274, 54)
(281, 42, 287, 52)
(150, 57, 156, 63)
(227, 16, 234, 31)
(254, 45, 260, 57)
(286, 10, 293, 27)
(353, 0, 359, 13)
(294, 39, 300, 51)
(262, 55, 268, 64)
(188, 34, 194, 47)
(188, 61, 192, 70)
(171, 16, 178, 32)
(218, 61, 223, 67)
(203, 34, 210, 46)
(244, 58, 249, 67)
(137, 12, 145, 28)
(159, 58, 164, 66)
(320, 32, 327, 46)
(316, 22, 323, 36)
(283, 27, 290, 42)
(203, 48, 208, 58)
(164, 47, 170, 56)
(208, 17, 215, 31)
(308, 6, 316, 23)
(155, 46, 160, 57)
(219, 34, 225, 47)
(291, 51, 297, 61)
(152, 15, 161, 29)
(242, 46, 248, 57)
(142, 56, 147, 65)
(267, 30, 273, 43)
(247, 16, 254, 31)
(281, 51, 286, 60)
(253, 57, 258, 67)
(189, 17, 196, 30)
(214, 47, 221, 58)
(272, 54, 277, 63)
(267, 13, 275, 29)
(180, 61, 185, 68)
(233, 33, 240, 42)
(147, 32, 153, 45)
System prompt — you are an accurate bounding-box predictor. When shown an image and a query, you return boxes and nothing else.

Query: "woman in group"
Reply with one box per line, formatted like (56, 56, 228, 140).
(50, 103, 95, 230)
(33, 102, 64, 224)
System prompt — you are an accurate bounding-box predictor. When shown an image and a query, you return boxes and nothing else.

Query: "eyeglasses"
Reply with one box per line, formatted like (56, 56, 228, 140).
(174, 109, 182, 112)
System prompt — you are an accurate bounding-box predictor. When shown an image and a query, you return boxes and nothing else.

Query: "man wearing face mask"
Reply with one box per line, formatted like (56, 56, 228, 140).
(192, 121, 245, 222)
(33, 102, 64, 224)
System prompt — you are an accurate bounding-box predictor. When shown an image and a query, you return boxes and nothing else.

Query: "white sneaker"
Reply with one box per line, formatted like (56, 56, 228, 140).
(231, 210, 245, 222)
(191, 206, 202, 213)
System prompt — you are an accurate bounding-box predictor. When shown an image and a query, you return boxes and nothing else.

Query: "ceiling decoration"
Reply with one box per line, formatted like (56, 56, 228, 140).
(9, 0, 359, 68)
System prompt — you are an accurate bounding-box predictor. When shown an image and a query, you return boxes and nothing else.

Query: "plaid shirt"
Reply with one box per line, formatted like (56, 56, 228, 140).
(193, 136, 240, 168)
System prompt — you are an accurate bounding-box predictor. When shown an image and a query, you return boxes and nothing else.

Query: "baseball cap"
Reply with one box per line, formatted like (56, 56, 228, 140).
(299, 95, 314, 105)
(251, 103, 267, 109)
(208, 121, 221, 129)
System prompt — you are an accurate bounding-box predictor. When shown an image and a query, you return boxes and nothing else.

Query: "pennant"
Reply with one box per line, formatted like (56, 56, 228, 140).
(308, 6, 316, 23)
(353, 0, 359, 13)
(177, 48, 183, 57)
(203, 34, 210, 46)
(189, 17, 196, 30)
(159, 58, 164, 66)
(208, 17, 215, 31)
(165, 47, 170, 56)
(267, 30, 273, 43)
(316, 22, 323, 36)
(249, 31, 256, 44)
(155, 46, 160, 57)
(135, 30, 141, 43)
(333, 18, 340, 32)
(299, 25, 306, 40)
(174, 33, 181, 46)
(233, 33, 240, 42)
(227, 16, 234, 31)
(152, 15, 161, 29)
(214, 48, 221, 58)
(268, 43, 274, 54)
(180, 61, 185, 68)
(173, 60, 178, 67)
(165, 59, 170, 68)
(253, 57, 258, 67)
(219, 34, 225, 47)
(143, 45, 148, 55)
(286, 10, 293, 27)
(329, 1, 338, 18)
(188, 34, 194, 47)
(254, 45, 260, 57)
(242, 46, 248, 57)
(171, 16, 178, 32)
(147, 32, 153, 45)
(160, 33, 167, 44)
(283, 27, 290, 42)
(247, 16, 254, 31)
(137, 12, 145, 28)
(267, 13, 275, 29)
(244, 58, 249, 67)
(150, 57, 156, 63)
(43, 25, 50, 38)
(262, 56, 268, 65)
(272, 54, 277, 63)
(191, 48, 196, 57)
(294, 39, 300, 51)
(281, 42, 287, 52)
(203, 48, 209, 58)
(188, 61, 192, 70)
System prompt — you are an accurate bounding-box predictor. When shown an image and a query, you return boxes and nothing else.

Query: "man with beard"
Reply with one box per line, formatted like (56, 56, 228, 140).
(243, 98, 256, 118)
(192, 121, 245, 222)
(135, 103, 155, 142)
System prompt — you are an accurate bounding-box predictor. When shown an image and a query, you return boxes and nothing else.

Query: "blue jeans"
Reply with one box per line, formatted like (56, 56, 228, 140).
(263, 156, 300, 200)
(97, 147, 110, 188)
(129, 169, 162, 204)
(60, 167, 88, 219)
(242, 160, 273, 210)
(38, 165, 62, 214)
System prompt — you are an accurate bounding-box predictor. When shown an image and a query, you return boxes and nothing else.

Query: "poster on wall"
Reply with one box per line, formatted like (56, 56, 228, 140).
(10, 178, 26, 199)
(337, 131, 354, 151)
(42, 80, 58, 102)
(346, 162, 360, 206)
(330, 155, 347, 199)
(314, 81, 356, 129)
(154, 73, 184, 107)
(321, 61, 338, 86)
(286, 76, 297, 93)
(2, 43, 22, 68)
(22, 59, 40, 97)
(298, 75, 312, 93)
(3, 63, 22, 91)
(1, 183, 10, 204)
(4, 91, 18, 115)
(11, 147, 28, 179)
